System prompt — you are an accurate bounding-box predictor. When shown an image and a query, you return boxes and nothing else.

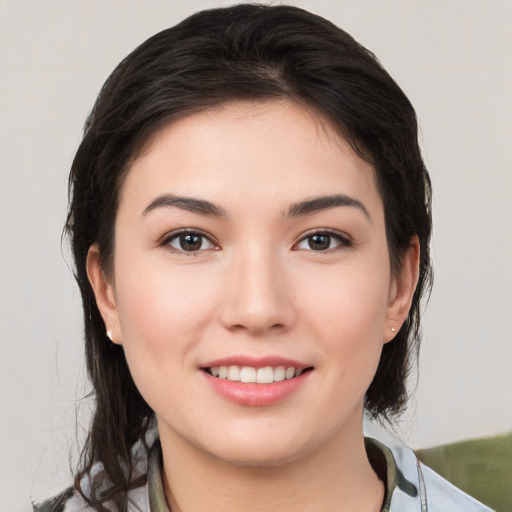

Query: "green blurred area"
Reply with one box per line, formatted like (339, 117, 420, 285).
(416, 431, 512, 512)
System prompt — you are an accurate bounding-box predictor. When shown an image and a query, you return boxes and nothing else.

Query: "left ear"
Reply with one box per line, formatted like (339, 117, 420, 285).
(384, 236, 420, 343)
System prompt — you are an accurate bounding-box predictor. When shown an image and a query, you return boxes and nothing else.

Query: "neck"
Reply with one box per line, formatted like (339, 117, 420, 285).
(159, 416, 384, 512)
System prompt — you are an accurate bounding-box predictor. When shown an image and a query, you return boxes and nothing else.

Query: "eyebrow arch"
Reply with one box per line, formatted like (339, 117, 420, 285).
(142, 194, 226, 218)
(286, 194, 370, 220)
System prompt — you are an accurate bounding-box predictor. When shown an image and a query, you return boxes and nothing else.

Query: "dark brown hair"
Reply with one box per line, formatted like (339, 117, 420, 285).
(67, 4, 432, 509)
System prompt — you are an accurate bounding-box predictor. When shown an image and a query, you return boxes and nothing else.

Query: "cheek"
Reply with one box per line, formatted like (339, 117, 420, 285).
(113, 259, 221, 370)
(296, 259, 390, 333)
(112, 264, 221, 415)
(295, 260, 390, 384)
(116, 252, 215, 322)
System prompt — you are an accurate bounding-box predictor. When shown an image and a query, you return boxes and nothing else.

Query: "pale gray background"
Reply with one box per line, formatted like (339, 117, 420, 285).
(1, 1, 511, 510)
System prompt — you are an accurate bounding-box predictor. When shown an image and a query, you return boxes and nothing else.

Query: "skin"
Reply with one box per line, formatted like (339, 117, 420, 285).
(88, 100, 419, 512)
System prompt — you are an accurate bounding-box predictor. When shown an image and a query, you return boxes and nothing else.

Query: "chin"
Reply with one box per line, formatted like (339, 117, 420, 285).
(194, 421, 324, 468)
(209, 441, 307, 468)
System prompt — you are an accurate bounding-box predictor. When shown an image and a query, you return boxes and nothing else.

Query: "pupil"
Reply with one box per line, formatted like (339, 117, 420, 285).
(180, 234, 202, 251)
(309, 234, 330, 250)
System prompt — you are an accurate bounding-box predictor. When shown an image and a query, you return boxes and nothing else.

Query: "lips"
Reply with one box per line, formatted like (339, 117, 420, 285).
(201, 356, 313, 406)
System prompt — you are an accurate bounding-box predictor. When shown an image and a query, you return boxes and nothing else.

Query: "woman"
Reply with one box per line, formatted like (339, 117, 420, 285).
(34, 4, 493, 512)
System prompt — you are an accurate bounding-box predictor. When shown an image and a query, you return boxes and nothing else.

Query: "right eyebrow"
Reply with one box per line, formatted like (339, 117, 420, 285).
(141, 194, 226, 218)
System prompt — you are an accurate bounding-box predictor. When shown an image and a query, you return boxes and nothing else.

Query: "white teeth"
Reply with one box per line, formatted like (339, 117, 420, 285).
(227, 365, 240, 381)
(210, 365, 307, 383)
(240, 366, 257, 383)
(274, 366, 286, 381)
(256, 366, 274, 384)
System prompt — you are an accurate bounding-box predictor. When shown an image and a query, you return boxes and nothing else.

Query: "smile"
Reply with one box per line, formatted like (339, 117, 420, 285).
(201, 357, 313, 406)
(205, 365, 307, 384)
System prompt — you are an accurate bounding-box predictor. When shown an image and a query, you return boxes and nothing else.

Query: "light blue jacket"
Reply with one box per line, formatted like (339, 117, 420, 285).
(33, 436, 494, 511)
(381, 437, 494, 511)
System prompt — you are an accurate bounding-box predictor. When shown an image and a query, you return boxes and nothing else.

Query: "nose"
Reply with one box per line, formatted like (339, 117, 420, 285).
(218, 247, 296, 336)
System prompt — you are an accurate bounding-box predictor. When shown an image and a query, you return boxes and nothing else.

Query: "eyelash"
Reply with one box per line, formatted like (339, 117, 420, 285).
(160, 229, 218, 254)
(294, 229, 353, 252)
(160, 228, 353, 254)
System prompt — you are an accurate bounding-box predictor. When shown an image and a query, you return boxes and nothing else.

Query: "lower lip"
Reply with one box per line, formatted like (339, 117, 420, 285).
(203, 370, 311, 406)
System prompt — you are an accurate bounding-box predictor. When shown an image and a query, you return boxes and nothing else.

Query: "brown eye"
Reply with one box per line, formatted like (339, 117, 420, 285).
(307, 233, 331, 251)
(167, 231, 214, 252)
(295, 231, 351, 252)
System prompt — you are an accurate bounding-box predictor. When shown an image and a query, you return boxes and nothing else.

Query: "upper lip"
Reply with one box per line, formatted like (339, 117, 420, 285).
(201, 355, 310, 370)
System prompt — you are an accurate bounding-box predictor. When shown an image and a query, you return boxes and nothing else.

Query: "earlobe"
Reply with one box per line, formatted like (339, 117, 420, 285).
(86, 244, 122, 345)
(384, 236, 420, 343)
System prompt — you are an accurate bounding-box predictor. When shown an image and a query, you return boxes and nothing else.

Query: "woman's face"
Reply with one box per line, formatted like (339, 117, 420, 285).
(89, 100, 416, 465)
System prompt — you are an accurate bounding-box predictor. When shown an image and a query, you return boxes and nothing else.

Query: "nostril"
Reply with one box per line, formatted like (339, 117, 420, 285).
(229, 324, 247, 332)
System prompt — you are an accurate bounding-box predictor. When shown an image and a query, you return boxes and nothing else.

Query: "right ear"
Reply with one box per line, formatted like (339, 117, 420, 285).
(86, 244, 122, 345)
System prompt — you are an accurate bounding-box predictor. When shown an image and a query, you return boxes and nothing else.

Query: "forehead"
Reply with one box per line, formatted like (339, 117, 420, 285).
(120, 100, 381, 216)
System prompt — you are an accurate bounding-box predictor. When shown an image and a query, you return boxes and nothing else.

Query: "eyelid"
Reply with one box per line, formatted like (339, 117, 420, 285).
(293, 228, 353, 251)
(159, 228, 219, 252)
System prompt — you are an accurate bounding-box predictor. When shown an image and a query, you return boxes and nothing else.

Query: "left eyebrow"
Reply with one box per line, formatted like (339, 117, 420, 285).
(286, 194, 370, 220)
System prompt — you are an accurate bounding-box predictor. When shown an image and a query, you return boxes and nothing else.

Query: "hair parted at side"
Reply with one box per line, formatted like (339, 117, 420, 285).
(66, 4, 432, 510)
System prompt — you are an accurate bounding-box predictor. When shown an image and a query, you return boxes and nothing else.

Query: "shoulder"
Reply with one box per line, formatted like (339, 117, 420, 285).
(32, 487, 90, 512)
(31, 481, 150, 512)
(379, 437, 495, 512)
(32, 434, 156, 512)
(420, 463, 495, 512)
